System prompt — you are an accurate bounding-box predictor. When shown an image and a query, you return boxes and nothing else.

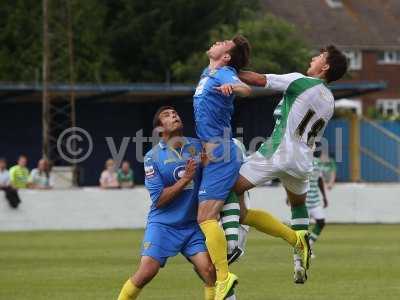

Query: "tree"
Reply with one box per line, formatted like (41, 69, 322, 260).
(107, 0, 260, 82)
(0, 0, 42, 82)
(0, 0, 120, 83)
(172, 14, 312, 83)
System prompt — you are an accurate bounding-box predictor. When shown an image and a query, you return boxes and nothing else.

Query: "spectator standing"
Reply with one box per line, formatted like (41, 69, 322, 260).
(0, 158, 21, 208)
(117, 161, 135, 189)
(29, 159, 53, 189)
(100, 159, 119, 189)
(9, 155, 30, 189)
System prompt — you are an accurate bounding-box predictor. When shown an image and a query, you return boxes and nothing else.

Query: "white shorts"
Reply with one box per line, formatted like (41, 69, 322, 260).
(239, 152, 309, 195)
(307, 205, 325, 220)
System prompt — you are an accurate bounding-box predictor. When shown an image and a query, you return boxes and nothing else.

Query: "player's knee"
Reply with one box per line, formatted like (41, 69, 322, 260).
(132, 267, 158, 288)
(286, 189, 306, 207)
(239, 198, 248, 223)
(289, 196, 306, 207)
(239, 205, 248, 224)
(316, 219, 325, 229)
(197, 264, 216, 285)
(197, 202, 221, 224)
(133, 260, 160, 288)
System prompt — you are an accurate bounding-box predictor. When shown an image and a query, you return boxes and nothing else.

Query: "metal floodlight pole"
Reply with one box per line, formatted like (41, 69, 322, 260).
(66, 0, 78, 185)
(42, 0, 50, 160)
(42, 0, 78, 186)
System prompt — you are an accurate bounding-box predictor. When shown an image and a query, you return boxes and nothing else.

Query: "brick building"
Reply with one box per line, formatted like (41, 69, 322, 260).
(263, 0, 400, 116)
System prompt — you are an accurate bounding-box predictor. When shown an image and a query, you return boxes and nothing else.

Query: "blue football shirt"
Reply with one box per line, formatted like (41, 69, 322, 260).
(193, 66, 241, 142)
(144, 137, 203, 227)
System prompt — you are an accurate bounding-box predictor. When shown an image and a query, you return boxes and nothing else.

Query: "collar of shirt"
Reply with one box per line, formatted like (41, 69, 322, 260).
(158, 137, 189, 150)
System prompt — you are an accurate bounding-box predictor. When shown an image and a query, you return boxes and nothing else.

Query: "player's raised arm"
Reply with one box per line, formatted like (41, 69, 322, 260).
(214, 82, 252, 97)
(238, 71, 267, 87)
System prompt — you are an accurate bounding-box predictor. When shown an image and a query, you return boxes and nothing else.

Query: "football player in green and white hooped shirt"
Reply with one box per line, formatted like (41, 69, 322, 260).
(306, 143, 328, 258)
(223, 45, 348, 284)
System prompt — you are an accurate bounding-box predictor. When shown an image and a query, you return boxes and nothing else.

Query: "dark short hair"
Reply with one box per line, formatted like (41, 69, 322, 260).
(228, 35, 251, 72)
(152, 106, 176, 128)
(0, 157, 6, 163)
(322, 45, 348, 83)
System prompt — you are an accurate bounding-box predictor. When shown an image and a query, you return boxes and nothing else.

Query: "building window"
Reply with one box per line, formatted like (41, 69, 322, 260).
(378, 51, 400, 64)
(344, 50, 362, 70)
(377, 99, 400, 117)
(325, 0, 343, 8)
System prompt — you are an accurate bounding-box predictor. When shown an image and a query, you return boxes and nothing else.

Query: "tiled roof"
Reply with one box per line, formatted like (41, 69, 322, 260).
(263, 0, 400, 50)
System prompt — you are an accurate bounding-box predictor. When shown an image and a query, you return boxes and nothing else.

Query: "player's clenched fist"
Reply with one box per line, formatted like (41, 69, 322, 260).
(215, 83, 233, 96)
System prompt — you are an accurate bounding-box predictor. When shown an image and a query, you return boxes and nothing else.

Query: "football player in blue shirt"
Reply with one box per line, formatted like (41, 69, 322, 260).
(117, 106, 217, 300)
(193, 35, 252, 300)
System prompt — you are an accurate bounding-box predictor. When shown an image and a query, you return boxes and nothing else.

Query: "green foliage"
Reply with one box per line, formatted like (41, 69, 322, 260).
(107, 0, 260, 82)
(0, 0, 121, 83)
(0, 1, 311, 83)
(173, 13, 311, 83)
(0, 0, 42, 82)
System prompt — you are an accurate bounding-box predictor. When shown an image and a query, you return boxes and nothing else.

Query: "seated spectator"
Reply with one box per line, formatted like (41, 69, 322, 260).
(117, 161, 135, 189)
(0, 158, 21, 208)
(29, 158, 54, 189)
(99, 159, 119, 189)
(9, 155, 30, 189)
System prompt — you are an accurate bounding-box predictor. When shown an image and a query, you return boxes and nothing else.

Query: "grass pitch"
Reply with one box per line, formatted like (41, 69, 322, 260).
(1, 225, 399, 300)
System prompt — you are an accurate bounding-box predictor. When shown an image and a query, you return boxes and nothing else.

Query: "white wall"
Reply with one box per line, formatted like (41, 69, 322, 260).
(0, 184, 399, 231)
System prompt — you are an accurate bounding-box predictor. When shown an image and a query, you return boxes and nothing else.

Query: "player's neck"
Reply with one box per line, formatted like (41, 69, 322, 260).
(209, 59, 226, 70)
(162, 131, 185, 148)
(308, 71, 327, 82)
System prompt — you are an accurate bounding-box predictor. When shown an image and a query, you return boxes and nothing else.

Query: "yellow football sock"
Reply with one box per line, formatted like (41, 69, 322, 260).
(199, 220, 229, 281)
(117, 279, 141, 300)
(204, 286, 215, 300)
(243, 209, 297, 246)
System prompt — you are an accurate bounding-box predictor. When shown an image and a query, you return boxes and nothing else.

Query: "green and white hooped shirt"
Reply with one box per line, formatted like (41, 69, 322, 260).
(258, 73, 334, 179)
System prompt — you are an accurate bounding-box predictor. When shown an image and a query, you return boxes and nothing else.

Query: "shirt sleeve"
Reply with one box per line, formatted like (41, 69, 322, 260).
(219, 68, 242, 85)
(144, 154, 164, 204)
(265, 72, 304, 91)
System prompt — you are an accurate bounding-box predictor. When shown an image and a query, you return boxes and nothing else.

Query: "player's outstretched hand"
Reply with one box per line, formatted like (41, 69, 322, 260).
(215, 84, 233, 96)
(183, 158, 197, 182)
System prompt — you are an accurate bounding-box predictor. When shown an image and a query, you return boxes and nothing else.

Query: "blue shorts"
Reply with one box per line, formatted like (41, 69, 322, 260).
(199, 141, 242, 202)
(141, 222, 207, 267)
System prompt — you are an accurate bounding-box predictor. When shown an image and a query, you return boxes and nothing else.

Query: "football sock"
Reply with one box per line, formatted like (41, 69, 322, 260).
(221, 192, 240, 254)
(238, 224, 249, 252)
(310, 222, 323, 244)
(204, 286, 215, 300)
(291, 204, 309, 231)
(117, 279, 141, 300)
(242, 209, 297, 246)
(200, 220, 229, 281)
